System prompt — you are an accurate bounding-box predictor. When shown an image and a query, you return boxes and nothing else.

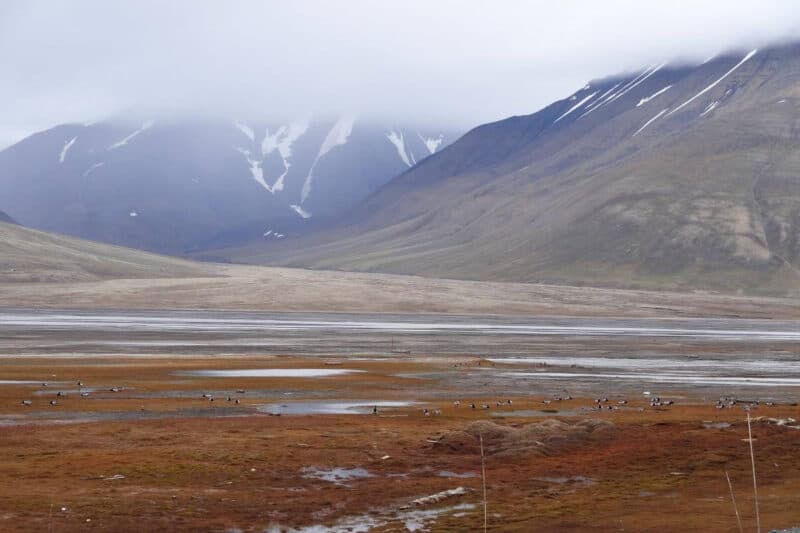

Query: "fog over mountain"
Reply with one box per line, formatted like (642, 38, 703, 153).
(3, 1, 800, 148)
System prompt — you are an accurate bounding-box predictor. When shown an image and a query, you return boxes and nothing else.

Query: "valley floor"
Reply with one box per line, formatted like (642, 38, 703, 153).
(0, 310, 799, 531)
(3, 264, 800, 319)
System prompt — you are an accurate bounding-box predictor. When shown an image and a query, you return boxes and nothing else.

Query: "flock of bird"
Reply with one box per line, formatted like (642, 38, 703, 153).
(19, 385, 779, 415)
(201, 392, 242, 404)
(418, 394, 684, 415)
(19, 380, 112, 407)
(18, 381, 250, 407)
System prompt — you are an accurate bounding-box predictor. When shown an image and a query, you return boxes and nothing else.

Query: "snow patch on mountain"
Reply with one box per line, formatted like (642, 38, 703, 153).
(272, 160, 290, 193)
(261, 117, 310, 159)
(301, 116, 355, 203)
(386, 131, 412, 167)
(108, 121, 154, 150)
(83, 162, 105, 176)
(290, 204, 312, 219)
(700, 101, 720, 117)
(554, 91, 598, 123)
(667, 49, 757, 117)
(419, 133, 444, 155)
(235, 122, 255, 143)
(59, 137, 77, 163)
(582, 69, 650, 117)
(636, 85, 672, 107)
(235, 147, 276, 193)
(632, 108, 669, 137)
(579, 83, 622, 117)
(604, 63, 665, 106)
(261, 118, 310, 193)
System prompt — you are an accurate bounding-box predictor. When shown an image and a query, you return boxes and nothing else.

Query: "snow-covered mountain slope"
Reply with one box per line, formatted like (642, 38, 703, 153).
(249, 42, 800, 294)
(0, 117, 460, 254)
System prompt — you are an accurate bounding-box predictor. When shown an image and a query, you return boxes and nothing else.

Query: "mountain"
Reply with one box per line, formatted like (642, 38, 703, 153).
(0, 220, 208, 282)
(0, 210, 16, 224)
(0, 116, 459, 255)
(240, 42, 800, 294)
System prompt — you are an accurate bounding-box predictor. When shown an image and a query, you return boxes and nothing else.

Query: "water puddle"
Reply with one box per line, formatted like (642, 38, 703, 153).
(506, 371, 800, 387)
(258, 400, 414, 415)
(180, 369, 364, 378)
(702, 422, 732, 429)
(437, 471, 477, 478)
(301, 467, 373, 485)
(268, 503, 475, 532)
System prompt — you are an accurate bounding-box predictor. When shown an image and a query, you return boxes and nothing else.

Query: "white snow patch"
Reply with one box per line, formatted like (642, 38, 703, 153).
(108, 121, 154, 150)
(778, 99, 786, 104)
(59, 137, 77, 163)
(83, 162, 105, 177)
(290, 204, 312, 219)
(581, 68, 651, 117)
(129, 211, 138, 217)
(554, 91, 598, 123)
(263, 229, 273, 237)
(667, 49, 757, 117)
(234, 117, 311, 195)
(271, 160, 291, 192)
(579, 82, 623, 117)
(700, 101, 719, 117)
(261, 117, 310, 159)
(235, 122, 255, 142)
(632, 108, 669, 137)
(301, 116, 356, 203)
(603, 63, 665, 106)
(418, 133, 444, 154)
(636, 85, 672, 107)
(234, 147, 274, 192)
(387, 130, 413, 167)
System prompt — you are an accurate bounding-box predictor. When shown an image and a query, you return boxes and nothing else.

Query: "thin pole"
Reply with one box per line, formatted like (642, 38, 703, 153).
(480, 434, 487, 533)
(747, 412, 760, 533)
(725, 470, 743, 533)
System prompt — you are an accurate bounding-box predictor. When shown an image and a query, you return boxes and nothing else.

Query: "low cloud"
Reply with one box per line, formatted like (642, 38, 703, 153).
(2, 0, 799, 147)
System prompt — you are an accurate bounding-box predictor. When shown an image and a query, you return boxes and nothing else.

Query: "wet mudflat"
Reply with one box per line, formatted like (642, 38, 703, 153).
(1, 309, 799, 531)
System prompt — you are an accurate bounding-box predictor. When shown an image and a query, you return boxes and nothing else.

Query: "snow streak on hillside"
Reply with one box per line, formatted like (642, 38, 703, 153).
(301, 116, 355, 204)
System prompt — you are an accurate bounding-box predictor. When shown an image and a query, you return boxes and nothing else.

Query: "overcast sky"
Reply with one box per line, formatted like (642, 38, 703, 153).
(2, 0, 800, 148)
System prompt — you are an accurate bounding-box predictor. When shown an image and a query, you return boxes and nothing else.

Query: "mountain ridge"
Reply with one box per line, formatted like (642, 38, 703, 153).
(236, 42, 800, 294)
(0, 116, 460, 255)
